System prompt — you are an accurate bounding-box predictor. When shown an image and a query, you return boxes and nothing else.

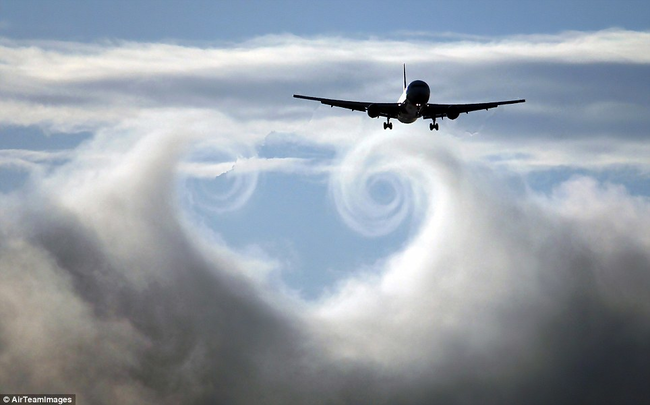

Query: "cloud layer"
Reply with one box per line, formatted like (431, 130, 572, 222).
(1, 30, 650, 403)
(2, 29, 650, 172)
(1, 125, 649, 403)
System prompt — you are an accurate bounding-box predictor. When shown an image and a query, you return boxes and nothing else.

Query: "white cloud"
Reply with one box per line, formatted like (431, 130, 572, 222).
(2, 29, 650, 172)
(180, 157, 321, 178)
(1, 125, 649, 403)
(1, 30, 650, 403)
(0, 149, 71, 171)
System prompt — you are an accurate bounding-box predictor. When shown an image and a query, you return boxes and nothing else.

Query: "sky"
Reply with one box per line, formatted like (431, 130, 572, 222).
(1, 1, 650, 404)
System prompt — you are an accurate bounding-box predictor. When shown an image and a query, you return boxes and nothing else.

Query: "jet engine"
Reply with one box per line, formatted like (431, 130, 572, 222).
(367, 104, 380, 118)
(447, 108, 460, 120)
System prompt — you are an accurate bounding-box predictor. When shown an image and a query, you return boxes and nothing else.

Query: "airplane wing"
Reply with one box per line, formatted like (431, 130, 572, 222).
(293, 95, 401, 118)
(422, 99, 525, 120)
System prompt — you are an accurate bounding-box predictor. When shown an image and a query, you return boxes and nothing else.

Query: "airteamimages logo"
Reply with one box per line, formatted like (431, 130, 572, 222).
(0, 395, 75, 404)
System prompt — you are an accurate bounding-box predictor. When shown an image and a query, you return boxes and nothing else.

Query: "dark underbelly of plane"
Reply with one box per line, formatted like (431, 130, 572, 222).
(397, 102, 421, 124)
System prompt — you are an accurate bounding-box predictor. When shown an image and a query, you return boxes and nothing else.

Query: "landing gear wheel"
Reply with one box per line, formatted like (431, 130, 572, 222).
(429, 122, 439, 131)
(383, 121, 393, 130)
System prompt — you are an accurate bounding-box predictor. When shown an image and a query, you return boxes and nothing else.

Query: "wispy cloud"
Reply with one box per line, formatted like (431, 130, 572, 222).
(0, 149, 71, 170)
(1, 29, 649, 171)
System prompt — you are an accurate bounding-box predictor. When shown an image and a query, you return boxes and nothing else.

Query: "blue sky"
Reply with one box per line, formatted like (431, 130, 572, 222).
(3, 0, 649, 41)
(2, 1, 650, 403)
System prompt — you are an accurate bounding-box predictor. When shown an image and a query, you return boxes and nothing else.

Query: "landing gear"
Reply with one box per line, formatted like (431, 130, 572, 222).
(429, 120, 439, 131)
(383, 119, 393, 130)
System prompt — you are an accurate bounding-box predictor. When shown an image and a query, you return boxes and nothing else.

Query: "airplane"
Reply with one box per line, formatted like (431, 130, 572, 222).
(294, 65, 525, 131)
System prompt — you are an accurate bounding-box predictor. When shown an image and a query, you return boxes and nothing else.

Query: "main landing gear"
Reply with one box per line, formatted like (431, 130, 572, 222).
(429, 119, 439, 131)
(383, 119, 393, 130)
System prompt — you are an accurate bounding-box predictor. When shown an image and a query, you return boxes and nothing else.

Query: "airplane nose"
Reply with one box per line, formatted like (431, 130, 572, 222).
(406, 80, 430, 105)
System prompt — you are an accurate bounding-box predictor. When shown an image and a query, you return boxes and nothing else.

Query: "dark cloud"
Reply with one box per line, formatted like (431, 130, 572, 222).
(1, 31, 650, 404)
(0, 131, 385, 404)
(1, 129, 649, 404)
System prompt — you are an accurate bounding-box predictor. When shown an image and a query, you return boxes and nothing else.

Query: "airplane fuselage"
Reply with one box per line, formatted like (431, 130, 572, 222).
(397, 80, 430, 123)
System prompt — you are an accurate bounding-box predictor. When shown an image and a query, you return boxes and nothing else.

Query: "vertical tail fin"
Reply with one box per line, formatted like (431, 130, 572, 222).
(403, 64, 407, 90)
